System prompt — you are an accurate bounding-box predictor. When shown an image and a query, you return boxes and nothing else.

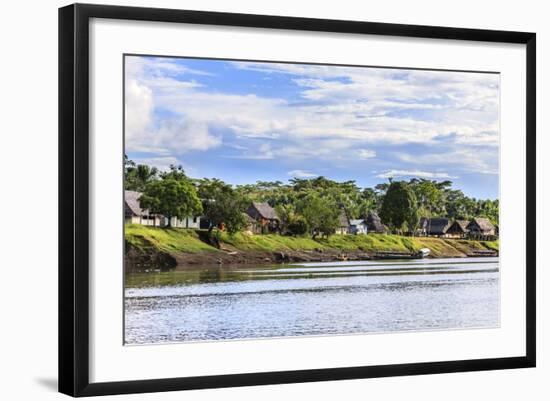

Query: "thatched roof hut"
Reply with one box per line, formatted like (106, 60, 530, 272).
(467, 217, 495, 235)
(247, 202, 279, 221)
(365, 211, 386, 233)
(419, 217, 452, 235)
(447, 219, 470, 235)
(338, 209, 350, 228)
(125, 190, 147, 217)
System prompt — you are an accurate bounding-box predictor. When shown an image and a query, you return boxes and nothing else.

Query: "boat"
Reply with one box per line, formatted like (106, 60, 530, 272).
(417, 248, 431, 258)
(372, 248, 430, 260)
(468, 249, 498, 257)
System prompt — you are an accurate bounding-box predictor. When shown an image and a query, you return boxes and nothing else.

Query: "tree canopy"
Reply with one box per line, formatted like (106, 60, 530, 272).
(198, 178, 248, 235)
(379, 181, 419, 232)
(125, 156, 499, 236)
(139, 178, 202, 227)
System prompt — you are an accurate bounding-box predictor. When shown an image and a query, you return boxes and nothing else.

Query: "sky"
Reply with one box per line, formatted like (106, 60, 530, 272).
(124, 55, 500, 199)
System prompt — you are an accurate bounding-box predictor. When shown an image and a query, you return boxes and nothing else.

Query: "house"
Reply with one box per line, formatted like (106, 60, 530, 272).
(467, 218, 496, 238)
(418, 217, 452, 236)
(124, 190, 163, 226)
(242, 212, 261, 234)
(446, 220, 470, 238)
(246, 202, 279, 233)
(164, 215, 200, 229)
(335, 210, 350, 235)
(365, 211, 386, 233)
(124, 190, 200, 228)
(349, 219, 368, 235)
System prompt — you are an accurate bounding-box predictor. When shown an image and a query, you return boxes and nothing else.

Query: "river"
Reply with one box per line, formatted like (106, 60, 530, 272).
(124, 257, 499, 344)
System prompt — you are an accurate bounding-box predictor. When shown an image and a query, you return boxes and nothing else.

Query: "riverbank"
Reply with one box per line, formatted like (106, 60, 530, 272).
(124, 224, 499, 272)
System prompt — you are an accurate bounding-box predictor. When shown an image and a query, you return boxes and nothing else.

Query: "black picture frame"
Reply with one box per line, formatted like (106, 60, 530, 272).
(59, 3, 536, 397)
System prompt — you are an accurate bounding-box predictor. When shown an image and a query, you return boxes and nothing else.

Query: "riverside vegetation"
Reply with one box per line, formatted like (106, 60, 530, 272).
(124, 158, 499, 271)
(125, 224, 499, 271)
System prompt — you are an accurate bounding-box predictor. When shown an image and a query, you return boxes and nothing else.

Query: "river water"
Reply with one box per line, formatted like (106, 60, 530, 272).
(124, 257, 499, 344)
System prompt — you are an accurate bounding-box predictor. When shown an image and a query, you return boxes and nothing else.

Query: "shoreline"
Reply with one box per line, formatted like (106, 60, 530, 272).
(124, 226, 499, 272)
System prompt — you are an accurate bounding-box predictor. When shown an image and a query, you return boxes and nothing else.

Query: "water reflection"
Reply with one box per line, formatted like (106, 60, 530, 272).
(125, 257, 499, 344)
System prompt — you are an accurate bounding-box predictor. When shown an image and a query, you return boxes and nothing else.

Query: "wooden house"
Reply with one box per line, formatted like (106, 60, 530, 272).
(242, 212, 261, 234)
(446, 220, 470, 238)
(467, 218, 496, 238)
(365, 211, 386, 233)
(246, 202, 280, 233)
(418, 217, 452, 237)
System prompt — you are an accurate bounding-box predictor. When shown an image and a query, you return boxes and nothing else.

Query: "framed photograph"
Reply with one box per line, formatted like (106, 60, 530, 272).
(59, 3, 536, 397)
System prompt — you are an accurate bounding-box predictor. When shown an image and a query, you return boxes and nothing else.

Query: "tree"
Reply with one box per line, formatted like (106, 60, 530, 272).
(287, 215, 308, 236)
(198, 179, 248, 235)
(297, 193, 339, 239)
(124, 156, 159, 191)
(411, 179, 445, 217)
(379, 181, 419, 232)
(159, 164, 190, 182)
(139, 179, 202, 227)
(274, 204, 295, 234)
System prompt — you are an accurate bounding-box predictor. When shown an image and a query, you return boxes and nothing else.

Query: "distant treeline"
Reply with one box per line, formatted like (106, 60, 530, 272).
(125, 155, 499, 237)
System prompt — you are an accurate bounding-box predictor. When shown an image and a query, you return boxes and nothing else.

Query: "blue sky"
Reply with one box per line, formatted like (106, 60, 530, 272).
(125, 56, 500, 199)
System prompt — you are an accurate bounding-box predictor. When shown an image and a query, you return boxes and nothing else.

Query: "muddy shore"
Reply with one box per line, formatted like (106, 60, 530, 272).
(124, 244, 488, 273)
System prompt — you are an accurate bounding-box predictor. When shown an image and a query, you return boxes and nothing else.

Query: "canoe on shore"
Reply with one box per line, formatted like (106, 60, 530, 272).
(373, 248, 431, 260)
(468, 249, 498, 257)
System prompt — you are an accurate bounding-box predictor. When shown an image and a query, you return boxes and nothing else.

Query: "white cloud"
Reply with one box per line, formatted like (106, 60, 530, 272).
(287, 169, 318, 178)
(125, 79, 153, 142)
(394, 149, 498, 175)
(357, 149, 376, 159)
(376, 169, 457, 179)
(125, 56, 499, 178)
(231, 143, 275, 160)
(131, 156, 184, 172)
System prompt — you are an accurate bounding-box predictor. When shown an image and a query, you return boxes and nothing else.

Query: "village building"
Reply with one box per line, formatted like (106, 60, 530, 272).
(242, 212, 261, 234)
(446, 220, 470, 238)
(246, 202, 280, 233)
(124, 190, 200, 228)
(335, 210, 350, 235)
(418, 217, 452, 237)
(467, 217, 496, 238)
(165, 216, 200, 229)
(365, 211, 386, 233)
(124, 190, 163, 226)
(349, 219, 368, 235)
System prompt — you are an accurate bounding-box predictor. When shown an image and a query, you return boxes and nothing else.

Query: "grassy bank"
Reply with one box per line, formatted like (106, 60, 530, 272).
(125, 224, 499, 259)
(125, 224, 218, 253)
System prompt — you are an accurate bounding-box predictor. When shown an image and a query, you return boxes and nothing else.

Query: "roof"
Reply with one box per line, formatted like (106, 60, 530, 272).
(447, 220, 470, 233)
(242, 212, 257, 224)
(338, 210, 350, 227)
(125, 190, 146, 216)
(251, 202, 279, 220)
(469, 217, 495, 232)
(349, 219, 367, 226)
(420, 217, 451, 234)
(366, 211, 386, 232)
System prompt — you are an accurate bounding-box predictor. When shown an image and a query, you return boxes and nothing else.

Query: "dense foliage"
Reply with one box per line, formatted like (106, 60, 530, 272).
(379, 181, 419, 232)
(125, 155, 499, 236)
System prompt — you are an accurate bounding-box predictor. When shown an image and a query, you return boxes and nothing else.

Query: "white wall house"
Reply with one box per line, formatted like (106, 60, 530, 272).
(124, 190, 200, 229)
(349, 219, 368, 235)
(124, 190, 163, 226)
(163, 216, 200, 229)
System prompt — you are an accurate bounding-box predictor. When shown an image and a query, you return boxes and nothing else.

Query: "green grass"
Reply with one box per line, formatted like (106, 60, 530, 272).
(125, 224, 219, 253)
(125, 224, 499, 257)
(219, 231, 328, 251)
(482, 239, 499, 251)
